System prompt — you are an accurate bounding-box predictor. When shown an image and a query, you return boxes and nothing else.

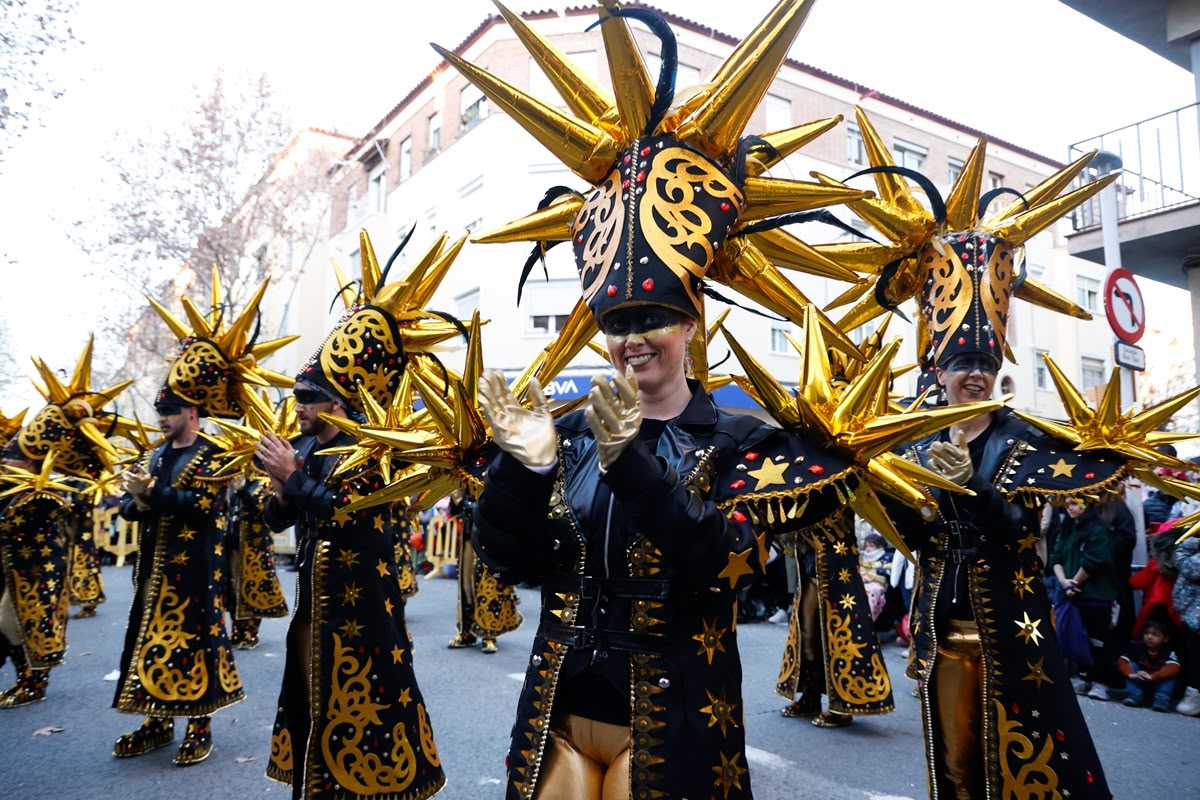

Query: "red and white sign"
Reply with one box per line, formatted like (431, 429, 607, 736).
(1103, 268, 1145, 344)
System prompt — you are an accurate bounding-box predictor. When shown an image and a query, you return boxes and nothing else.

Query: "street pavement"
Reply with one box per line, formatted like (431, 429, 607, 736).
(1, 564, 1198, 799)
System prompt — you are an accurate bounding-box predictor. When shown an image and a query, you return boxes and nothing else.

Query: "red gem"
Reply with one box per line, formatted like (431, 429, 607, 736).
(720, 201, 731, 212)
(978, 253, 986, 263)
(957, 336, 967, 345)
(635, 170, 646, 183)
(622, 179, 630, 189)
(607, 285, 617, 297)
(641, 146, 651, 156)
(623, 154, 631, 164)
(1012, 703, 1020, 714)
(808, 464, 825, 475)
(730, 479, 746, 490)
(641, 278, 654, 291)
(731, 510, 747, 523)
(576, 235, 584, 244)
(744, 451, 760, 462)
(1087, 772, 1094, 783)
(1085, 472, 1095, 479)
(1055, 729, 1065, 741)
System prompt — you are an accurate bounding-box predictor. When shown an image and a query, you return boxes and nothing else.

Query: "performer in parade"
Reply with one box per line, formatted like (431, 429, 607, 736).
(445, 487, 521, 655)
(256, 231, 462, 799)
(224, 469, 288, 649)
(113, 279, 295, 766)
(0, 342, 136, 708)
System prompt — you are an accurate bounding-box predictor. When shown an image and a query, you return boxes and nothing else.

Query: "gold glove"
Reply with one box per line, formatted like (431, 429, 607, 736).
(478, 369, 558, 469)
(927, 430, 973, 486)
(584, 366, 642, 474)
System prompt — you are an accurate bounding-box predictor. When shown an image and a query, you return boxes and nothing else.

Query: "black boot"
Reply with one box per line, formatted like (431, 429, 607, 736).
(0, 647, 49, 708)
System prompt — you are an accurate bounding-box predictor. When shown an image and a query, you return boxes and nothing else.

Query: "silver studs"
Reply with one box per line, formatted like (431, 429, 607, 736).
(658, 677, 670, 689)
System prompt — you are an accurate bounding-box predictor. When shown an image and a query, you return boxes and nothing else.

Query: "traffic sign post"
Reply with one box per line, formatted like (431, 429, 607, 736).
(1114, 340, 1146, 371)
(1103, 267, 1146, 344)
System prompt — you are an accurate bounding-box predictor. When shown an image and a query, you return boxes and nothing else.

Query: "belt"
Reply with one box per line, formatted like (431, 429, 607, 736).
(945, 546, 979, 564)
(543, 573, 674, 602)
(541, 622, 666, 655)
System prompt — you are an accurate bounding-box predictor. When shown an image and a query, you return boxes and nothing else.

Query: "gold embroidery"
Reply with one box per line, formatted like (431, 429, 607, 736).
(825, 600, 891, 705)
(138, 576, 207, 702)
(319, 307, 400, 404)
(269, 726, 293, 775)
(576, 172, 625, 306)
(418, 702, 440, 768)
(995, 700, 1060, 797)
(921, 237, 973, 365)
(217, 645, 242, 693)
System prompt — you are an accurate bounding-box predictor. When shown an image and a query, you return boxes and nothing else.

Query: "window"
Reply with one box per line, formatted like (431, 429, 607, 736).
(347, 184, 364, 224)
(1076, 275, 1100, 312)
(765, 93, 791, 131)
(769, 324, 795, 355)
(367, 167, 386, 214)
(1080, 356, 1107, 389)
(425, 207, 437, 236)
(948, 157, 964, 185)
(455, 289, 480, 321)
(846, 123, 866, 167)
(893, 139, 927, 171)
(645, 54, 701, 90)
(428, 111, 442, 155)
(1034, 349, 1050, 389)
(460, 84, 487, 128)
(399, 137, 412, 182)
(1000, 375, 1015, 396)
(464, 217, 482, 234)
(458, 175, 483, 199)
(988, 171, 1004, 190)
(522, 278, 578, 335)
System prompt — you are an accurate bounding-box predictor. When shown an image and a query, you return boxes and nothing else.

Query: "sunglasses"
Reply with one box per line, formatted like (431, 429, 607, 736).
(293, 388, 333, 405)
(154, 404, 185, 417)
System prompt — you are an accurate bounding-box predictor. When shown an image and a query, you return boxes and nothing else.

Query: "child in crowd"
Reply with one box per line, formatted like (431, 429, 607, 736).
(1119, 617, 1182, 712)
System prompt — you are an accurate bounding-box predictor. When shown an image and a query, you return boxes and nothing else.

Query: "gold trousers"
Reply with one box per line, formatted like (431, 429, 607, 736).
(535, 713, 631, 800)
(932, 618, 985, 800)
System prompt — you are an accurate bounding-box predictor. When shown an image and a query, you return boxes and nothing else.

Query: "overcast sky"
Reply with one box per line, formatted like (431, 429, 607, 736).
(0, 0, 1194, 405)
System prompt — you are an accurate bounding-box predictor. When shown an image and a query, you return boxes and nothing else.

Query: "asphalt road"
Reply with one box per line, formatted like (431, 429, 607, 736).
(1, 565, 1198, 799)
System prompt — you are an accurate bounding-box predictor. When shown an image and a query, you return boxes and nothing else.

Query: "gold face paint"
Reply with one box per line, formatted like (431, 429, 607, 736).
(605, 322, 682, 343)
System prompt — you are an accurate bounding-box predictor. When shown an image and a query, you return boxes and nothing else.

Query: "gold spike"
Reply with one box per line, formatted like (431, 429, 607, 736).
(431, 45, 620, 184)
(31, 357, 68, 404)
(209, 265, 223, 329)
(493, 1, 616, 126)
(677, 0, 816, 157)
(833, 337, 902, 433)
(331, 258, 357, 310)
(522, 298, 599, 396)
(943, 139, 987, 231)
(749, 116, 843, 175)
(810, 171, 935, 247)
(249, 335, 301, 362)
(409, 234, 468, 311)
(744, 229, 863, 284)
(852, 106, 915, 215)
(180, 297, 214, 339)
(1127, 383, 1200, 438)
(849, 478, 915, 562)
(1013, 278, 1092, 320)
(719, 325, 800, 426)
(359, 230, 382, 301)
(472, 196, 582, 244)
(219, 279, 270, 356)
(990, 149, 1100, 223)
(1042, 354, 1093, 425)
(598, 0, 653, 140)
(69, 334, 96, 395)
(990, 175, 1118, 244)
(739, 176, 871, 222)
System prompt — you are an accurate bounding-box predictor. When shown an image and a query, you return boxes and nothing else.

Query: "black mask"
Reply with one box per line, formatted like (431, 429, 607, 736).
(600, 306, 686, 337)
(293, 388, 332, 406)
(942, 353, 998, 375)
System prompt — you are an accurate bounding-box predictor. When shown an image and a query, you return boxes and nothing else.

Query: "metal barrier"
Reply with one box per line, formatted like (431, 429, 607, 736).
(423, 515, 461, 579)
(95, 506, 138, 567)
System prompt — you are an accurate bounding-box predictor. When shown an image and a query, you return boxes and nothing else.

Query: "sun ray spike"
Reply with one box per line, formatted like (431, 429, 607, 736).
(990, 175, 1118, 244)
(598, 0, 654, 139)
(990, 149, 1101, 223)
(942, 139, 987, 231)
(472, 197, 582, 245)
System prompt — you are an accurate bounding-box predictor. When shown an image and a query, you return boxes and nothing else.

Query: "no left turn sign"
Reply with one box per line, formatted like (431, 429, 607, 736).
(1103, 268, 1146, 344)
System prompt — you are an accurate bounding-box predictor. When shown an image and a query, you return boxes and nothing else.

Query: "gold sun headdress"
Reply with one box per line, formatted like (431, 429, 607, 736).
(150, 268, 298, 419)
(435, 0, 874, 382)
(9, 336, 142, 481)
(813, 106, 1117, 387)
(0, 407, 27, 452)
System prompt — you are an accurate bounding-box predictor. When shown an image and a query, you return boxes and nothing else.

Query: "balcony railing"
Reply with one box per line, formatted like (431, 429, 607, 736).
(1068, 102, 1200, 230)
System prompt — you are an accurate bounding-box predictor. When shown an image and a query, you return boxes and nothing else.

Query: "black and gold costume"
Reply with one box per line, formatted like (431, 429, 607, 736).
(226, 475, 288, 647)
(474, 383, 850, 800)
(776, 510, 894, 720)
(448, 492, 521, 650)
(66, 487, 105, 615)
(114, 438, 242, 716)
(263, 432, 444, 799)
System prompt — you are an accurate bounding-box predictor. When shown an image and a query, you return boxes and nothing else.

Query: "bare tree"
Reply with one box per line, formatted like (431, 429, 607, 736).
(70, 69, 350, 419)
(1138, 338, 1200, 434)
(0, 0, 79, 170)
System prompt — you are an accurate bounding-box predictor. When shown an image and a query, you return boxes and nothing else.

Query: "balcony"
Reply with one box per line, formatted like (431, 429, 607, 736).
(1065, 102, 1200, 289)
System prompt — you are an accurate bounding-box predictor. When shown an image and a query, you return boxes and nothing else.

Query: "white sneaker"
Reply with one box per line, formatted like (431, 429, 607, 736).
(1087, 684, 1110, 701)
(1071, 678, 1090, 695)
(1176, 687, 1200, 716)
(767, 608, 789, 624)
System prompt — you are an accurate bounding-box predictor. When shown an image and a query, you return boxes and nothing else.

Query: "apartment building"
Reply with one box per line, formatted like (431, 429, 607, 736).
(279, 5, 1115, 418)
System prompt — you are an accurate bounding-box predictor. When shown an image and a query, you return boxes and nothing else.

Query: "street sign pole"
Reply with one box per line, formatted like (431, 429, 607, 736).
(1094, 153, 1136, 407)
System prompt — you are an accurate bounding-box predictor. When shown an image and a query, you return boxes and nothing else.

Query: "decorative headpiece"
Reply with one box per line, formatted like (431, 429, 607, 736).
(438, 0, 871, 380)
(13, 337, 141, 480)
(150, 268, 298, 419)
(294, 229, 470, 414)
(816, 107, 1117, 382)
(0, 408, 27, 453)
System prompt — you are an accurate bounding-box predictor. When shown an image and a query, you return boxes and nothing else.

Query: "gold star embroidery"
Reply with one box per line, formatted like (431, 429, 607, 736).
(1014, 612, 1044, 646)
(213, 568, 223, 582)
(384, 598, 395, 615)
(171, 552, 190, 565)
(1049, 457, 1076, 478)
(1017, 530, 1040, 552)
(332, 506, 352, 526)
(45, 578, 58, 590)
(1023, 656, 1053, 688)
(754, 532, 770, 569)
(712, 751, 747, 797)
(1012, 568, 1035, 598)
(718, 548, 754, 589)
(833, 541, 849, 555)
(339, 619, 363, 640)
(197, 495, 213, 510)
(210, 624, 222, 637)
(398, 687, 412, 707)
(391, 644, 406, 664)
(693, 618, 728, 665)
(838, 568, 852, 583)
(336, 549, 361, 569)
(214, 543, 223, 556)
(342, 582, 362, 607)
(746, 458, 788, 490)
(839, 593, 856, 611)
(375, 559, 390, 578)
(215, 516, 228, 531)
(700, 688, 739, 736)
(40, 545, 52, 556)
(179, 526, 198, 542)
(373, 515, 386, 532)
